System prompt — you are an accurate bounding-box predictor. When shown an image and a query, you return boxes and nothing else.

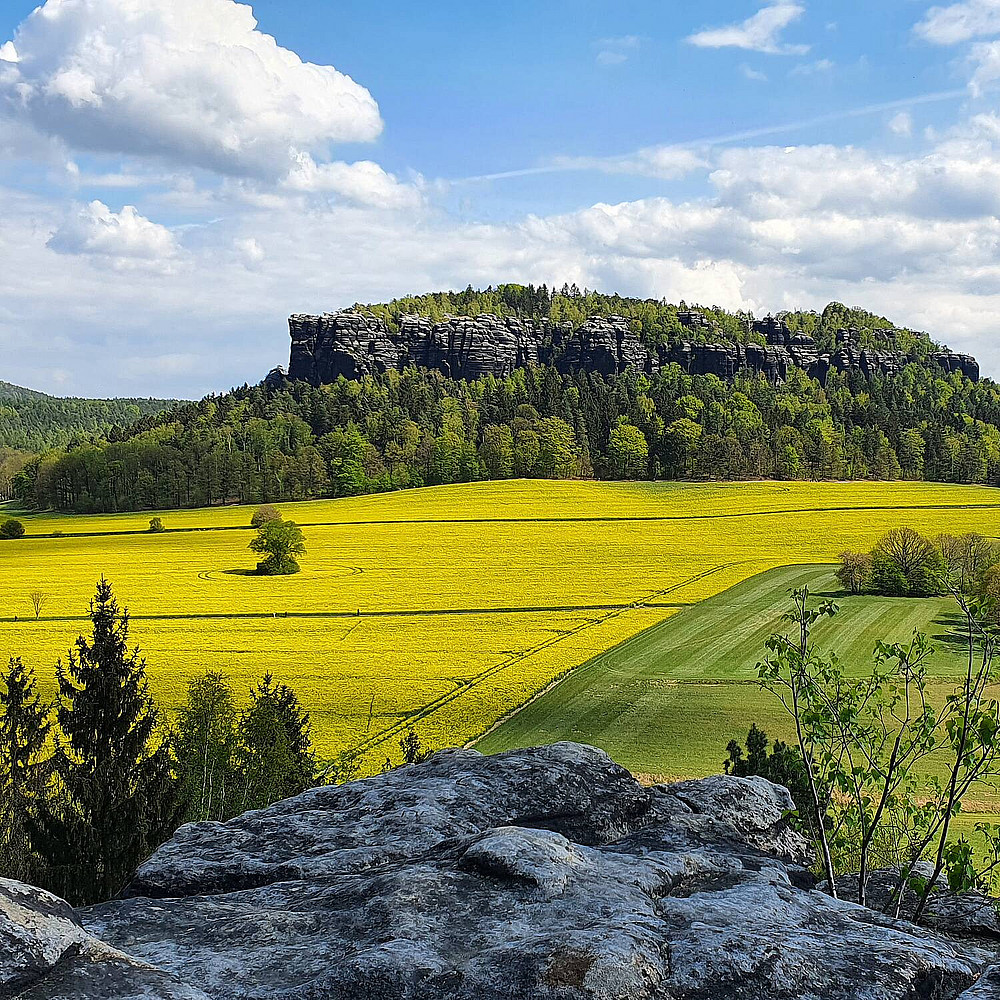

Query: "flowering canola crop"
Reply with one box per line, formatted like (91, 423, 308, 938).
(4, 479, 1000, 772)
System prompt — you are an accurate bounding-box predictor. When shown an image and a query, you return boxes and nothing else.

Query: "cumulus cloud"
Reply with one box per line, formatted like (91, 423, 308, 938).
(234, 236, 265, 268)
(282, 154, 423, 209)
(687, 3, 810, 56)
(969, 39, 1000, 94)
(47, 200, 179, 266)
(889, 111, 914, 136)
(915, 0, 1000, 44)
(0, 0, 382, 179)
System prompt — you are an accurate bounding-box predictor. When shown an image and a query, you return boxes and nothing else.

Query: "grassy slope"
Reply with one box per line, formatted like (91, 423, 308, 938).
(477, 564, 1000, 809)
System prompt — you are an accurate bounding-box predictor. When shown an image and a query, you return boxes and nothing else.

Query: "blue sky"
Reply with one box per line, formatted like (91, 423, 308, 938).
(2, 0, 1000, 396)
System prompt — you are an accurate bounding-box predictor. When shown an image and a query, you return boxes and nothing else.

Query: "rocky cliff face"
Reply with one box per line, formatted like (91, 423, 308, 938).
(286, 311, 981, 386)
(5, 742, 1000, 1000)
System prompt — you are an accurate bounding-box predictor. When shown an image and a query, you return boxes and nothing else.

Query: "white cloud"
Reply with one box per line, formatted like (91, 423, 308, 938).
(595, 35, 641, 66)
(0, 41, 17, 62)
(282, 154, 423, 209)
(7, 124, 1000, 396)
(915, 0, 1000, 44)
(234, 236, 265, 268)
(0, 0, 382, 179)
(740, 64, 769, 81)
(790, 58, 834, 76)
(47, 200, 179, 266)
(687, 3, 810, 56)
(970, 39, 1000, 94)
(889, 111, 914, 136)
(548, 146, 709, 180)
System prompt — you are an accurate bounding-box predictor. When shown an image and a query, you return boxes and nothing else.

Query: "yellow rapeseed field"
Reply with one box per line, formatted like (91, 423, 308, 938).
(3, 479, 1000, 772)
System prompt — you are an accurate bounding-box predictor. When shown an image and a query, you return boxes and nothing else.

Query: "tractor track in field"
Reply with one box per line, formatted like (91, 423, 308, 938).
(19, 500, 1000, 539)
(344, 561, 749, 762)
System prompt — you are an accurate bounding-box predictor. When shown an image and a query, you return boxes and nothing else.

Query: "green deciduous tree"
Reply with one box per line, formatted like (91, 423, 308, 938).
(175, 671, 239, 822)
(0, 518, 25, 539)
(249, 518, 305, 575)
(607, 421, 649, 480)
(758, 584, 1000, 917)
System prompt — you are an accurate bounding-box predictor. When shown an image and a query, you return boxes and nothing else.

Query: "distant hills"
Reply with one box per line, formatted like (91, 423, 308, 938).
(0, 381, 181, 453)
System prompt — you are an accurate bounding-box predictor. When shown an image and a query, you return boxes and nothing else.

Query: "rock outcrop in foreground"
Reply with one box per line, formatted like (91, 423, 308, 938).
(5, 743, 1000, 999)
(286, 311, 981, 386)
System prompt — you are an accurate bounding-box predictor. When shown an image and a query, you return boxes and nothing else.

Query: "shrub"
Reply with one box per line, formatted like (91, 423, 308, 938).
(148, 517, 166, 533)
(0, 519, 25, 539)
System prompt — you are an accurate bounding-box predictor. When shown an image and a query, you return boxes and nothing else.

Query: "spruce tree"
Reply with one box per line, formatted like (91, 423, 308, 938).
(236, 673, 315, 812)
(33, 578, 180, 903)
(0, 657, 51, 884)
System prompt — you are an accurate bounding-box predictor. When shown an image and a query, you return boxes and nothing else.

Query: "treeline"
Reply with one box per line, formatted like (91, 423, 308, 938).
(838, 528, 1000, 600)
(354, 282, 757, 345)
(354, 286, 933, 353)
(0, 381, 177, 464)
(12, 354, 1000, 513)
(0, 577, 420, 905)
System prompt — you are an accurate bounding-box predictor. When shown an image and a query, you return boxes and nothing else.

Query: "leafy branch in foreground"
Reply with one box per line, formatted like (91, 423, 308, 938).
(757, 580, 1000, 917)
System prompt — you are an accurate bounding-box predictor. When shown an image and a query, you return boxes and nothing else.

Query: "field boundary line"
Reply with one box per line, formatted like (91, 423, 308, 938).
(18, 500, 1000, 539)
(0, 602, 695, 626)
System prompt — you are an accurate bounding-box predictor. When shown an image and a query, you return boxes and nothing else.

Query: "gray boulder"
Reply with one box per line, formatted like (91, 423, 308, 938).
(74, 743, 996, 1000)
(6, 743, 1000, 998)
(0, 878, 207, 1000)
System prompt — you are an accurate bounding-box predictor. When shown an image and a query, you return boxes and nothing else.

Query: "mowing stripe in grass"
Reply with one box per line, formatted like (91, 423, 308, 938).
(347, 562, 740, 761)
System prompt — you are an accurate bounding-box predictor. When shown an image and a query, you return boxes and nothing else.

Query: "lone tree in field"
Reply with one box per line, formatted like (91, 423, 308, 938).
(249, 518, 305, 575)
(0, 518, 25, 539)
(0, 657, 51, 884)
(32, 578, 181, 904)
(29, 590, 45, 619)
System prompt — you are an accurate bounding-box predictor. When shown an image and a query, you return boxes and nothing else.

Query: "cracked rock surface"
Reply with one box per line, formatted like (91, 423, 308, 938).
(5, 743, 1000, 998)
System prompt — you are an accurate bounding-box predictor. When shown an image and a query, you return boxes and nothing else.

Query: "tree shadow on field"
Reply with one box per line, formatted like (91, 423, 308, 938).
(221, 568, 258, 577)
(930, 611, 974, 652)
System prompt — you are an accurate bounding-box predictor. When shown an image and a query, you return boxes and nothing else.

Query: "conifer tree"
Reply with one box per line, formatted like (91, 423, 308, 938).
(33, 578, 180, 903)
(236, 673, 315, 812)
(0, 657, 51, 884)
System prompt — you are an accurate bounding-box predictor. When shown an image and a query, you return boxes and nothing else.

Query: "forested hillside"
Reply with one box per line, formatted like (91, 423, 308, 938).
(11, 359, 1000, 513)
(0, 382, 179, 451)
